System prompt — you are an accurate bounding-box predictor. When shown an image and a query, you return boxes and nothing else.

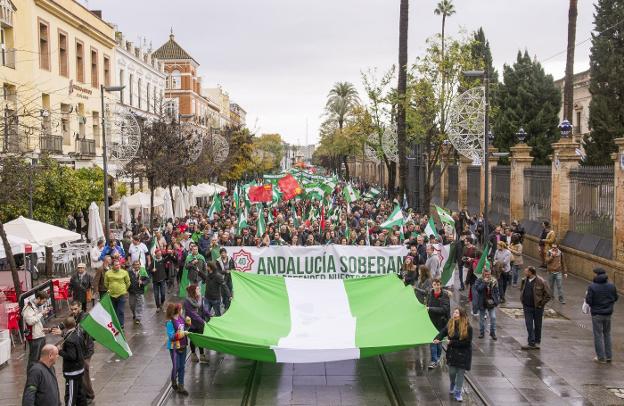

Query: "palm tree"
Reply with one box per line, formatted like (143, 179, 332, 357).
(563, 0, 578, 129)
(397, 0, 409, 202)
(434, 0, 456, 134)
(325, 82, 359, 178)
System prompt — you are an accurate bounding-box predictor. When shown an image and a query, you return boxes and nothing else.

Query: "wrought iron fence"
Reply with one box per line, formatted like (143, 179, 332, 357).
(490, 166, 511, 224)
(523, 166, 552, 235)
(446, 164, 458, 211)
(431, 166, 441, 205)
(467, 165, 481, 216)
(569, 166, 614, 241)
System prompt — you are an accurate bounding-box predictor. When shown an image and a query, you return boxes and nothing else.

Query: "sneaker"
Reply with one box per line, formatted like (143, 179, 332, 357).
(190, 353, 199, 363)
(559, 299, 566, 304)
(449, 384, 455, 394)
(491, 334, 498, 341)
(156, 307, 161, 313)
(455, 390, 463, 402)
(478, 333, 484, 339)
(593, 357, 607, 364)
(428, 361, 438, 369)
(606, 358, 612, 363)
(521, 344, 538, 350)
(199, 354, 209, 364)
(176, 384, 189, 396)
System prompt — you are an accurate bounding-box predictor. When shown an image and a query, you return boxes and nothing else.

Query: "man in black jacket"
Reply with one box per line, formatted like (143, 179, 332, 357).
(150, 249, 168, 311)
(215, 248, 235, 310)
(58, 317, 86, 406)
(22, 344, 61, 406)
(586, 268, 618, 363)
(426, 279, 450, 369)
(203, 262, 231, 316)
(68, 302, 95, 403)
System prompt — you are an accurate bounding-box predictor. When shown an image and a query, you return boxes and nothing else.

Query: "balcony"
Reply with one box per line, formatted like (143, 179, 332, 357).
(1, 48, 15, 69)
(77, 138, 95, 156)
(2, 135, 30, 153)
(39, 135, 63, 154)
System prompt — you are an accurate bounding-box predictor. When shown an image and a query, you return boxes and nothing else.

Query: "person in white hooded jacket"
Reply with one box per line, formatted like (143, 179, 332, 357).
(22, 291, 52, 371)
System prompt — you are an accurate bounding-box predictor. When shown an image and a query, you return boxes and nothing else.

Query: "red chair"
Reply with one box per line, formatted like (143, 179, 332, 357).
(5, 306, 22, 345)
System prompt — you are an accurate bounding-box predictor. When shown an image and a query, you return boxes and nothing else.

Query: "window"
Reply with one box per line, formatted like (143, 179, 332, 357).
(58, 31, 68, 77)
(170, 70, 181, 89)
(146, 83, 150, 112)
(92, 112, 100, 147)
(576, 111, 582, 134)
(76, 40, 84, 82)
(103, 56, 110, 87)
(129, 73, 134, 106)
(119, 69, 125, 104)
(137, 78, 142, 109)
(38, 20, 50, 70)
(61, 103, 71, 145)
(90, 48, 98, 88)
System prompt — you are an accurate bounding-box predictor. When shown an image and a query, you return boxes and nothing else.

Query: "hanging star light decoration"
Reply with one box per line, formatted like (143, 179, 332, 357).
(447, 86, 486, 165)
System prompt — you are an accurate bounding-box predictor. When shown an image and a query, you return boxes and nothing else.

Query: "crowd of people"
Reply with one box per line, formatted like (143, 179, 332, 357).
(19, 179, 619, 405)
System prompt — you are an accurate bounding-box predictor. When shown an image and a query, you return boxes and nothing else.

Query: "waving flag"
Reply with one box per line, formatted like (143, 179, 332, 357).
(249, 185, 273, 203)
(439, 242, 458, 287)
(343, 184, 359, 204)
(474, 241, 492, 276)
(379, 205, 404, 229)
(425, 217, 439, 239)
(362, 188, 381, 201)
(80, 295, 132, 359)
(238, 209, 248, 233)
(207, 194, 223, 220)
(188, 272, 438, 363)
(435, 205, 455, 227)
(278, 174, 303, 201)
(256, 206, 266, 237)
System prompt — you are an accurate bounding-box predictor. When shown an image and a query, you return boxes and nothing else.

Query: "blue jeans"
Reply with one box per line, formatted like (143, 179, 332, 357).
(169, 348, 186, 386)
(430, 342, 442, 363)
(591, 314, 612, 360)
(523, 306, 543, 345)
(512, 264, 521, 285)
(205, 299, 222, 316)
(110, 295, 126, 328)
(449, 365, 465, 394)
(153, 281, 166, 308)
(479, 307, 496, 336)
(548, 272, 564, 301)
(471, 285, 479, 315)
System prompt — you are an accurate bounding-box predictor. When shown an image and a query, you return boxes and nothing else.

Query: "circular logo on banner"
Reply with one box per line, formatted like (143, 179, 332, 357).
(232, 249, 254, 272)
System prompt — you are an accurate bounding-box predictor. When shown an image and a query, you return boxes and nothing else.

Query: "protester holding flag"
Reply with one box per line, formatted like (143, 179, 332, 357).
(66, 301, 95, 403)
(414, 266, 432, 304)
(128, 261, 149, 325)
(165, 303, 190, 396)
(150, 250, 168, 312)
(433, 308, 473, 402)
(103, 258, 131, 329)
(58, 316, 86, 406)
(204, 262, 230, 317)
(426, 279, 450, 369)
(216, 248, 235, 310)
(184, 285, 209, 364)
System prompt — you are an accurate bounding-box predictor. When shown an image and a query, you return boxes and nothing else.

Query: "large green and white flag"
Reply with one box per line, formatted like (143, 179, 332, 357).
(343, 184, 359, 204)
(188, 272, 438, 363)
(237, 209, 248, 233)
(379, 205, 404, 229)
(435, 205, 454, 228)
(304, 183, 325, 201)
(80, 295, 132, 359)
(474, 241, 492, 276)
(425, 217, 439, 239)
(362, 187, 381, 201)
(256, 206, 266, 237)
(439, 242, 458, 287)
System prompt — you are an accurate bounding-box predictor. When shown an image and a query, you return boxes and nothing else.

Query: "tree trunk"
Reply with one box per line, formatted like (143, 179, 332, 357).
(342, 155, 350, 181)
(45, 246, 53, 278)
(149, 177, 154, 230)
(397, 0, 409, 205)
(0, 221, 22, 297)
(563, 0, 578, 123)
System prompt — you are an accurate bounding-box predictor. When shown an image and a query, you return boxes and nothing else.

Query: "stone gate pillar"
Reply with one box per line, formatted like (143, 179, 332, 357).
(550, 139, 581, 239)
(612, 138, 624, 262)
(480, 147, 498, 214)
(458, 155, 472, 211)
(510, 143, 534, 222)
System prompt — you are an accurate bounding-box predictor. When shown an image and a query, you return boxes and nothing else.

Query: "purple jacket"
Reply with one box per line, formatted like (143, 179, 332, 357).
(184, 297, 207, 332)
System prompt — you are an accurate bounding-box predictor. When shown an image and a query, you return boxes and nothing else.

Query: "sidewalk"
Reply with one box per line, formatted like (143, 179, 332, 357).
(458, 255, 624, 405)
(0, 289, 176, 406)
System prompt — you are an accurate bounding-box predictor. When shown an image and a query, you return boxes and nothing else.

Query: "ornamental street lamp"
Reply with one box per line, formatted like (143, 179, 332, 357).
(516, 128, 527, 144)
(559, 119, 573, 138)
(463, 69, 491, 240)
(100, 85, 125, 240)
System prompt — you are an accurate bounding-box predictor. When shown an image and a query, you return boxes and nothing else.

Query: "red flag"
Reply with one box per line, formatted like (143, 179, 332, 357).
(320, 204, 326, 232)
(248, 184, 273, 203)
(278, 174, 303, 201)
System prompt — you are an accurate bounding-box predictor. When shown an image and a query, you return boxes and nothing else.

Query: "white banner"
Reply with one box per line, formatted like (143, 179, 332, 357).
(225, 245, 408, 279)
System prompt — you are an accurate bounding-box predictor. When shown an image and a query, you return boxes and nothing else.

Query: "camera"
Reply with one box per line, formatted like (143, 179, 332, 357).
(57, 322, 65, 330)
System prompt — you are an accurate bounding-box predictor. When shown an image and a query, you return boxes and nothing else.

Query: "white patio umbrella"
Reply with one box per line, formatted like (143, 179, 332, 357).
(174, 189, 186, 218)
(183, 188, 191, 209)
(163, 190, 174, 221)
(4, 216, 81, 246)
(188, 187, 197, 208)
(109, 191, 164, 210)
(87, 202, 104, 242)
(119, 196, 132, 228)
(0, 234, 42, 259)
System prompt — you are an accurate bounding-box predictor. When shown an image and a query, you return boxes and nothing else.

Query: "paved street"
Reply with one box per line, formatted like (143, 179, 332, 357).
(1, 256, 623, 405)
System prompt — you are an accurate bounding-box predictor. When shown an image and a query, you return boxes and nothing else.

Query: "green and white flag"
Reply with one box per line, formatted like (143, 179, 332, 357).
(474, 241, 492, 276)
(362, 188, 381, 201)
(238, 209, 248, 233)
(188, 272, 438, 363)
(343, 184, 359, 204)
(267, 209, 274, 224)
(207, 194, 223, 220)
(305, 184, 325, 201)
(256, 206, 266, 237)
(435, 205, 454, 227)
(80, 295, 132, 359)
(379, 205, 404, 230)
(233, 184, 240, 213)
(365, 222, 371, 246)
(439, 242, 458, 287)
(424, 218, 439, 239)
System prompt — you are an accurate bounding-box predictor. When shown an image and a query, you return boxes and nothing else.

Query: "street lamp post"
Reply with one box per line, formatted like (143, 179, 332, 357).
(463, 69, 490, 241)
(100, 85, 125, 240)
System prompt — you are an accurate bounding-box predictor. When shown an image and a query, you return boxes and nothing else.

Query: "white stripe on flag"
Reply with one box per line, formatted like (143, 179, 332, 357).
(272, 278, 358, 363)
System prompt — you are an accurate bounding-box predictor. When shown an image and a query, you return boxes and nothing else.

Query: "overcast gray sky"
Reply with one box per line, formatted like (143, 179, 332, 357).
(86, 0, 597, 145)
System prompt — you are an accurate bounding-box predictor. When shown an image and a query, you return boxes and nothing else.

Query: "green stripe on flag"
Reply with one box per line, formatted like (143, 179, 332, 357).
(80, 294, 132, 359)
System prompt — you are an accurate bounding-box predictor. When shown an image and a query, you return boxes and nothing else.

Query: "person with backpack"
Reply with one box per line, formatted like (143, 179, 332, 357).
(474, 269, 500, 340)
(58, 316, 86, 406)
(22, 291, 52, 371)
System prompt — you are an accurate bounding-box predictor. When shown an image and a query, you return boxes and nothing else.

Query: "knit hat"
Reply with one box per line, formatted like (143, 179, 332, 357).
(593, 268, 606, 275)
